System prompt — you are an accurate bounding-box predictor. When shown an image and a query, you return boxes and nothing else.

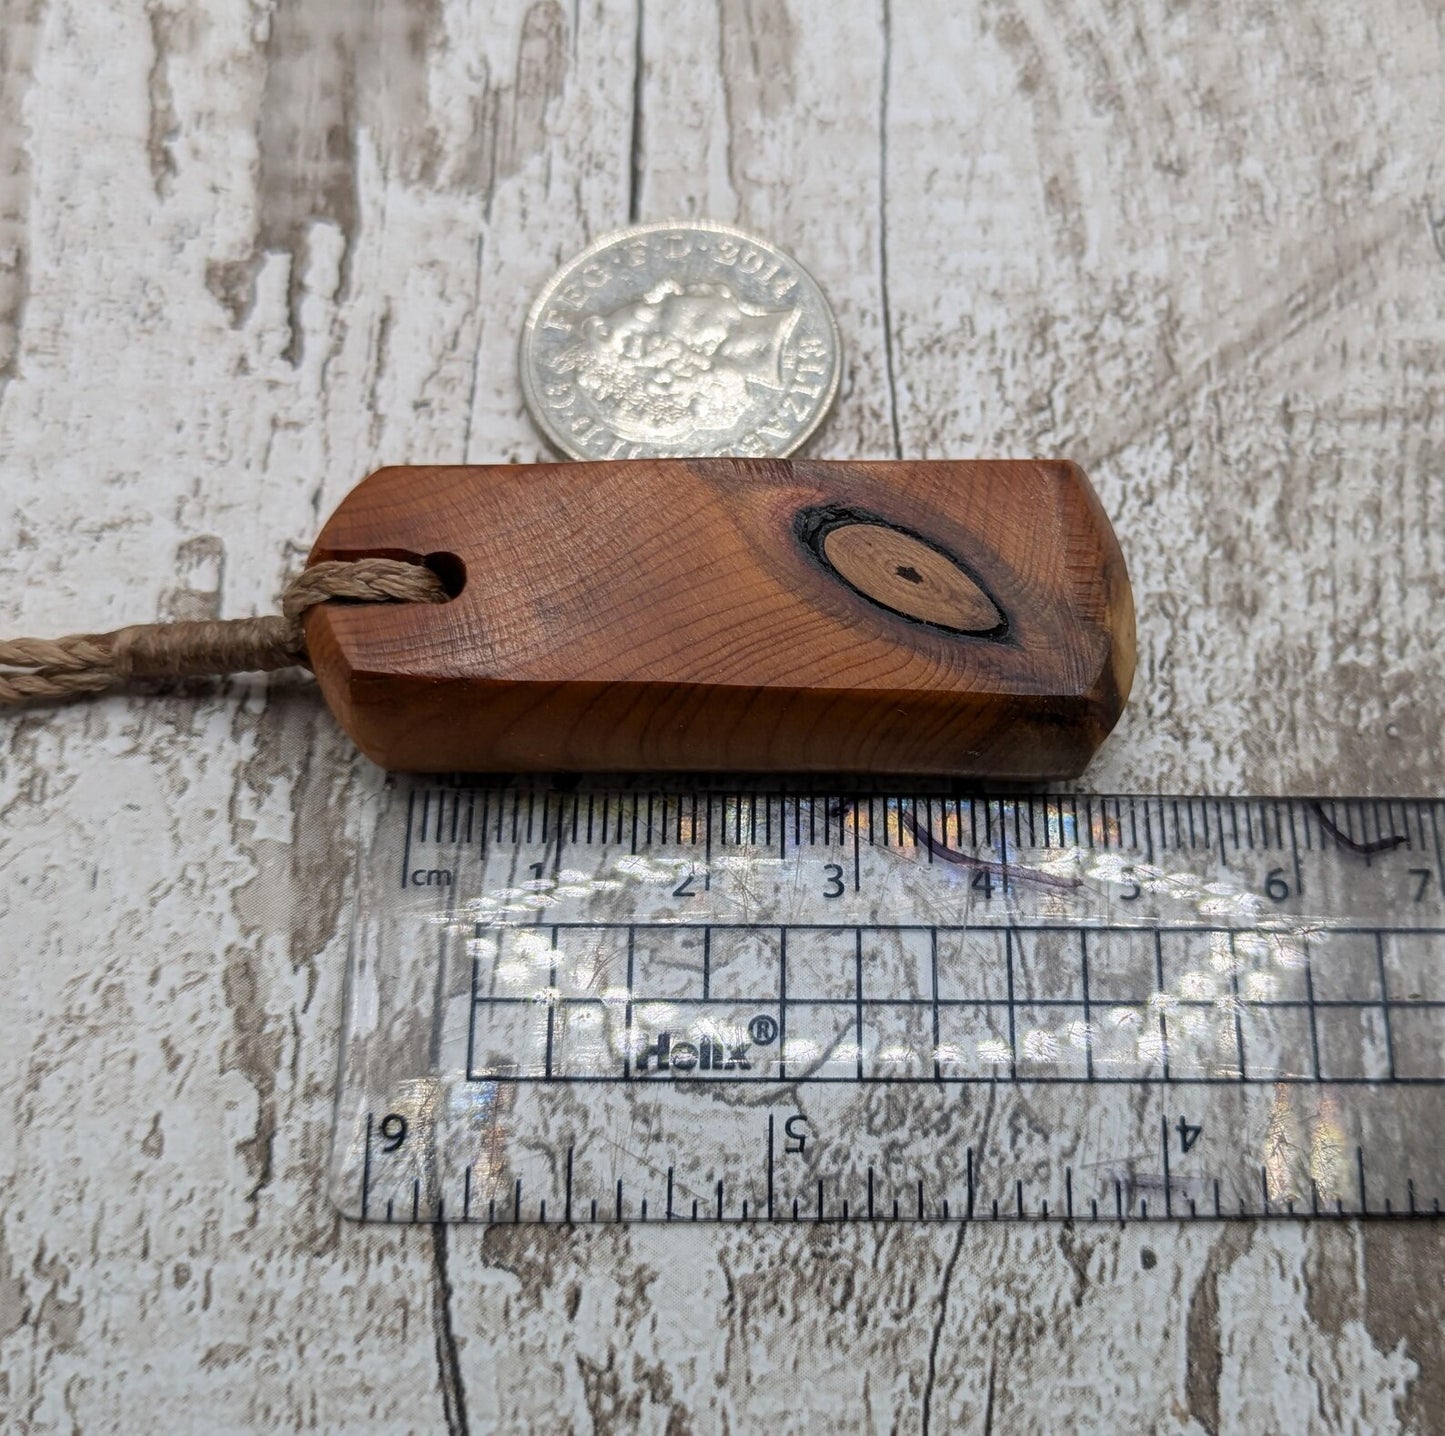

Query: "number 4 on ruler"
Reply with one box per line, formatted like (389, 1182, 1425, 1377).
(1176, 1117, 1202, 1154)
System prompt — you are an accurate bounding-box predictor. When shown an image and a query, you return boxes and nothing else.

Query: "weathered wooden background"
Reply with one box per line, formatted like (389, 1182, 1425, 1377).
(3, 1, 1444, 1430)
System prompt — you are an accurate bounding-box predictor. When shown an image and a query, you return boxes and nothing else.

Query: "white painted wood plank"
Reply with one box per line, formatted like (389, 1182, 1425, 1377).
(3, 0, 1445, 1430)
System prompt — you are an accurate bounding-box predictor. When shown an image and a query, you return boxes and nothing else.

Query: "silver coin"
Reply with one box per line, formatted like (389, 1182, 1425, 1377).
(520, 221, 841, 460)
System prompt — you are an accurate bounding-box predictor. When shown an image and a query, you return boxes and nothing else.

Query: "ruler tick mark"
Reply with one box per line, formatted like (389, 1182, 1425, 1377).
(360, 1114, 374, 1220)
(1377, 931, 1397, 1080)
(855, 929, 865, 1082)
(766, 1116, 775, 1221)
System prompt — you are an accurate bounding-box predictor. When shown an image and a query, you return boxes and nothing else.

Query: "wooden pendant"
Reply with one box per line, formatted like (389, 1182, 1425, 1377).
(304, 458, 1135, 777)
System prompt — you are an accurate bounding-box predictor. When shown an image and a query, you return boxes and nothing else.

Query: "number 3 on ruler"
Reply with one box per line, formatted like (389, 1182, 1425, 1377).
(822, 863, 846, 898)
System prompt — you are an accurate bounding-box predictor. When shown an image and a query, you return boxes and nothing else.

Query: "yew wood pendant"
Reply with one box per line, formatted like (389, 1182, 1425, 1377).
(304, 458, 1135, 777)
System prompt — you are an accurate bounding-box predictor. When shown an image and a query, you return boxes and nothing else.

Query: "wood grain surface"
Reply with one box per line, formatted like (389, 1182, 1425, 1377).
(2, 1, 1444, 1431)
(305, 458, 1133, 775)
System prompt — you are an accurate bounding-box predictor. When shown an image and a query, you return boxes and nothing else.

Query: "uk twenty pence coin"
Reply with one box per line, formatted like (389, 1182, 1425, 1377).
(520, 221, 841, 460)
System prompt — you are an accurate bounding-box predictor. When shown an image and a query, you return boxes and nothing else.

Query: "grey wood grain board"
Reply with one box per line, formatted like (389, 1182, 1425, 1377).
(2, 0, 1444, 1430)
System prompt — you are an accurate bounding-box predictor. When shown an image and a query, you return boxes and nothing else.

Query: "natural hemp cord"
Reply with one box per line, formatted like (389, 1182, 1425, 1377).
(0, 557, 448, 706)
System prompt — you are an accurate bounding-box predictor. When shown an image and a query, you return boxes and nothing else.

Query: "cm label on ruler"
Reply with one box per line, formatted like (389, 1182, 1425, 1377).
(333, 787, 1445, 1226)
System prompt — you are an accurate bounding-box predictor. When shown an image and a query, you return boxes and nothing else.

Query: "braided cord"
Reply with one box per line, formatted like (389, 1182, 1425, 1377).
(0, 557, 449, 706)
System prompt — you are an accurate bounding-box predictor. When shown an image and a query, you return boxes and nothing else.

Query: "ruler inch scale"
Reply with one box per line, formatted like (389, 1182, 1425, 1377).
(332, 785, 1445, 1227)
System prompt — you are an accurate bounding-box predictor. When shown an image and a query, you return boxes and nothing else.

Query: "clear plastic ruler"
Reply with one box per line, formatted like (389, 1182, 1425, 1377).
(330, 782, 1445, 1225)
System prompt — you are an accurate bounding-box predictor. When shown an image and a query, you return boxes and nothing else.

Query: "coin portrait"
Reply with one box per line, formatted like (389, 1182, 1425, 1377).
(521, 222, 842, 460)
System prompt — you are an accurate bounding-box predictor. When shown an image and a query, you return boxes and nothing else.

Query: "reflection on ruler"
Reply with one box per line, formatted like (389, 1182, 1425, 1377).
(331, 784, 1445, 1225)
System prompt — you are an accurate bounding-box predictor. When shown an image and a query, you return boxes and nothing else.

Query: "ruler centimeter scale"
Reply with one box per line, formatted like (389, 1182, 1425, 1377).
(331, 785, 1445, 1226)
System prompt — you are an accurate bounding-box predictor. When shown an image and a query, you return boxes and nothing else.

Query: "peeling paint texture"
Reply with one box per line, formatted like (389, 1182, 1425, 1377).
(3, 2, 1445, 1430)
(0, 0, 41, 399)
